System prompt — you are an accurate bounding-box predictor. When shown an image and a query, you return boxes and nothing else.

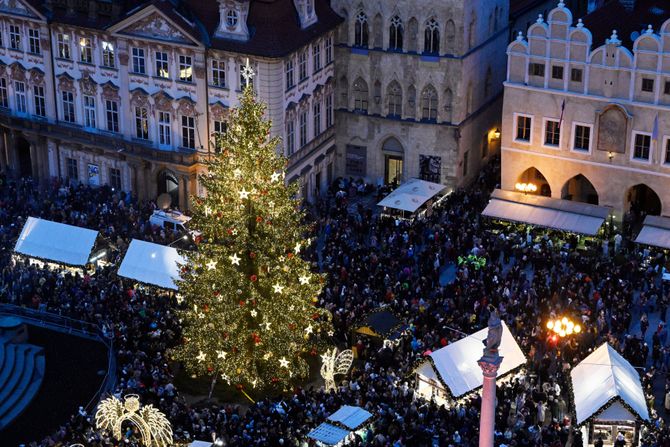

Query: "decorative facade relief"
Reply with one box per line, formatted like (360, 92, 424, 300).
(177, 98, 196, 116)
(57, 74, 75, 92)
(131, 90, 150, 108)
(153, 91, 173, 112)
(0, 0, 37, 18)
(597, 106, 628, 154)
(210, 102, 228, 121)
(120, 12, 191, 44)
(79, 74, 97, 95)
(101, 82, 120, 101)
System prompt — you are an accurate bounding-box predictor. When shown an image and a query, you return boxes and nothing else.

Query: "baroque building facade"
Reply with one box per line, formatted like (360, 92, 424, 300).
(503, 0, 670, 217)
(0, 0, 339, 209)
(330, 0, 508, 189)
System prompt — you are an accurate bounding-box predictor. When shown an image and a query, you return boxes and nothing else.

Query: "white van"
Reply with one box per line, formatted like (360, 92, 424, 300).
(149, 209, 192, 233)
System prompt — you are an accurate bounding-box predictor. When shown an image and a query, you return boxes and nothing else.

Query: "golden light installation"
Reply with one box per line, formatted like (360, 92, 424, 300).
(95, 394, 173, 447)
(515, 182, 537, 194)
(320, 348, 354, 392)
(546, 317, 582, 338)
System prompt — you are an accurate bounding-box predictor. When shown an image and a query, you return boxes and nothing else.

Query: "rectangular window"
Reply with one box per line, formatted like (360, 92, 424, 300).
(155, 51, 169, 78)
(642, 78, 654, 93)
(573, 124, 591, 152)
(313, 102, 321, 136)
(132, 47, 145, 74)
(83, 95, 96, 128)
(105, 100, 119, 132)
(179, 55, 192, 82)
(61, 91, 75, 122)
(9, 25, 21, 51)
(79, 37, 92, 63)
(181, 115, 195, 148)
(665, 81, 670, 95)
(135, 107, 148, 139)
(14, 81, 26, 113)
(158, 111, 171, 146)
(66, 157, 78, 180)
(325, 36, 333, 64)
(529, 63, 545, 77)
(0, 78, 8, 108)
(299, 51, 307, 81)
(325, 93, 333, 128)
(28, 28, 40, 54)
(551, 65, 563, 80)
(102, 41, 115, 68)
(33, 85, 45, 117)
(299, 110, 307, 147)
(285, 59, 294, 90)
(211, 60, 226, 87)
(665, 139, 670, 164)
(544, 120, 560, 146)
(214, 120, 227, 137)
(633, 133, 651, 160)
(286, 120, 295, 155)
(240, 64, 253, 89)
(570, 68, 583, 82)
(313, 42, 321, 72)
(109, 167, 121, 190)
(57, 33, 71, 59)
(515, 115, 531, 142)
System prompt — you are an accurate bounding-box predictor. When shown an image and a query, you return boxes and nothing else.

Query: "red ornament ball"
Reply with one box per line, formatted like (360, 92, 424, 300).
(287, 253, 294, 259)
(256, 216, 263, 223)
(239, 300, 246, 307)
(250, 274, 257, 282)
(249, 252, 256, 259)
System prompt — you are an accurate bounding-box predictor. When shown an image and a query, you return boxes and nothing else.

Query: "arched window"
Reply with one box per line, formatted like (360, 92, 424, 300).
(424, 18, 439, 54)
(421, 85, 438, 121)
(354, 11, 369, 47)
(387, 81, 402, 117)
(353, 78, 368, 112)
(389, 15, 403, 50)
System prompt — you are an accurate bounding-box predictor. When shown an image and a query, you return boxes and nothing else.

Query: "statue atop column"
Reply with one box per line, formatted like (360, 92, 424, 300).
(483, 308, 503, 355)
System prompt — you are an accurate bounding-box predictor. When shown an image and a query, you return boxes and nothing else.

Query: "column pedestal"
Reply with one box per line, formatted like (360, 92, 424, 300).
(478, 354, 502, 447)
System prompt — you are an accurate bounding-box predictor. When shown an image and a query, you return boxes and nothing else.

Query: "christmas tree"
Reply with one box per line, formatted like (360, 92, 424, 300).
(173, 64, 332, 391)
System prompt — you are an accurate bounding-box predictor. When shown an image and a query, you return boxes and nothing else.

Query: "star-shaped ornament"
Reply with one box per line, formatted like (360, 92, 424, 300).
(176, 295, 184, 305)
(250, 309, 257, 317)
(263, 352, 271, 360)
(231, 228, 239, 235)
(217, 350, 227, 359)
(204, 206, 212, 216)
(196, 351, 207, 362)
(239, 189, 250, 200)
(294, 243, 302, 254)
(299, 275, 310, 285)
(221, 373, 229, 382)
(279, 357, 289, 368)
(251, 379, 258, 388)
(229, 253, 241, 265)
(206, 260, 217, 271)
(289, 305, 295, 311)
(327, 330, 334, 337)
(305, 325, 313, 335)
(273, 283, 284, 294)
(233, 168, 242, 179)
(264, 322, 272, 330)
(270, 172, 281, 182)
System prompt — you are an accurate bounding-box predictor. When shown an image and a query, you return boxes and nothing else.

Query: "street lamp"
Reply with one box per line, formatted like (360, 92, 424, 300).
(546, 316, 582, 340)
(515, 182, 537, 194)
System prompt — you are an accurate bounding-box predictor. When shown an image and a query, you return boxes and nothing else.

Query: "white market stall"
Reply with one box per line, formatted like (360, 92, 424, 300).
(117, 239, 185, 290)
(571, 343, 650, 447)
(13, 216, 99, 271)
(377, 178, 448, 219)
(307, 405, 373, 446)
(414, 321, 526, 405)
(634, 215, 670, 250)
(188, 442, 212, 447)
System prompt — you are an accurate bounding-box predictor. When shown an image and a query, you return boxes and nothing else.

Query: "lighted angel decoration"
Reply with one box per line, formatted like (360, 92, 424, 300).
(320, 348, 354, 391)
(95, 394, 173, 447)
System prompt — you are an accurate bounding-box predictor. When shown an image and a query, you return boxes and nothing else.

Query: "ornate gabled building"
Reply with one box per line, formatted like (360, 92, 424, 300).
(503, 0, 670, 217)
(0, 0, 340, 209)
(330, 0, 508, 189)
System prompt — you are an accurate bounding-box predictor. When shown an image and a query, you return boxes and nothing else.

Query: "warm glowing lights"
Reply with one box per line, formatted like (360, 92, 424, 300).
(95, 395, 172, 447)
(546, 316, 582, 338)
(515, 182, 537, 193)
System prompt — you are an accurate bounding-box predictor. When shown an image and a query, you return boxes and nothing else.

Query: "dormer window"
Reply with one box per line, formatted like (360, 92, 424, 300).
(226, 10, 239, 28)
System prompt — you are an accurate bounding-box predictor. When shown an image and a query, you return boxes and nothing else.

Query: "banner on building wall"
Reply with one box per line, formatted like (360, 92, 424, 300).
(345, 145, 367, 177)
(88, 163, 100, 186)
(419, 155, 441, 183)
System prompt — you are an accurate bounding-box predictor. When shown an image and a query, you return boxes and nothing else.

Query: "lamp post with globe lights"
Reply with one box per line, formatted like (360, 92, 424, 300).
(546, 316, 582, 344)
(515, 182, 537, 194)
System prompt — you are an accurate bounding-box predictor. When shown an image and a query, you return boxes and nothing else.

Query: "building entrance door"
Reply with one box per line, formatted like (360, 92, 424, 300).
(385, 155, 403, 185)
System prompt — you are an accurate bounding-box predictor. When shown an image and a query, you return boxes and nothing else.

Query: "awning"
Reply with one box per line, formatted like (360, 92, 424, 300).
(635, 215, 670, 249)
(14, 217, 98, 267)
(377, 178, 447, 213)
(326, 405, 372, 430)
(415, 321, 527, 397)
(570, 343, 649, 425)
(117, 239, 185, 290)
(307, 423, 349, 445)
(482, 189, 609, 236)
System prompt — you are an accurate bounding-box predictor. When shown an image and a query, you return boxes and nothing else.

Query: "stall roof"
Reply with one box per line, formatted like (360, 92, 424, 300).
(634, 215, 670, 249)
(327, 405, 373, 430)
(189, 442, 212, 447)
(117, 239, 185, 290)
(415, 321, 527, 397)
(14, 217, 98, 266)
(377, 178, 447, 213)
(571, 343, 649, 425)
(355, 310, 407, 339)
(307, 423, 350, 445)
(482, 189, 610, 236)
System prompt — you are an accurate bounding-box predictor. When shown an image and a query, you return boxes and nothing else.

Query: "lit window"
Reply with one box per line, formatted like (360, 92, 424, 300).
(179, 55, 192, 82)
(102, 41, 115, 67)
(57, 33, 71, 59)
(9, 25, 21, 51)
(155, 51, 169, 78)
(79, 37, 92, 63)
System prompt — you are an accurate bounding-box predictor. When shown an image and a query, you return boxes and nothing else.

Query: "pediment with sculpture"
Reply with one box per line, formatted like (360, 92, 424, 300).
(115, 11, 194, 45)
(0, 0, 40, 19)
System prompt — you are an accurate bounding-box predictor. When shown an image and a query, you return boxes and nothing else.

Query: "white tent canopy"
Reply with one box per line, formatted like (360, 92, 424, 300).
(327, 405, 372, 430)
(635, 215, 670, 249)
(482, 189, 610, 236)
(117, 239, 185, 290)
(377, 178, 447, 213)
(307, 405, 373, 445)
(570, 343, 649, 425)
(415, 321, 527, 397)
(189, 442, 212, 447)
(14, 216, 98, 266)
(308, 423, 350, 445)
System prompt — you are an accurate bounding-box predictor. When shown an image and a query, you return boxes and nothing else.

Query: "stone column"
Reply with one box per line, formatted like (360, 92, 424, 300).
(478, 310, 503, 447)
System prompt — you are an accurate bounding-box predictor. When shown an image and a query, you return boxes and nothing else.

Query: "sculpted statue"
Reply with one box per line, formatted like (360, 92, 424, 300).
(484, 308, 503, 354)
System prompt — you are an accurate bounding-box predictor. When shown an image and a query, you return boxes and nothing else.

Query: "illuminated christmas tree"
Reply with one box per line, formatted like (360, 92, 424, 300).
(173, 63, 332, 391)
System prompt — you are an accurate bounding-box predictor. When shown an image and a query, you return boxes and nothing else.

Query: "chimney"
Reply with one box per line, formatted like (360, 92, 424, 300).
(88, 0, 98, 20)
(619, 0, 635, 11)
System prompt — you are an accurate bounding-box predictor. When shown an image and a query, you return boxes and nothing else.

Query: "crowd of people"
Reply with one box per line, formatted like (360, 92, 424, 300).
(0, 155, 669, 446)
